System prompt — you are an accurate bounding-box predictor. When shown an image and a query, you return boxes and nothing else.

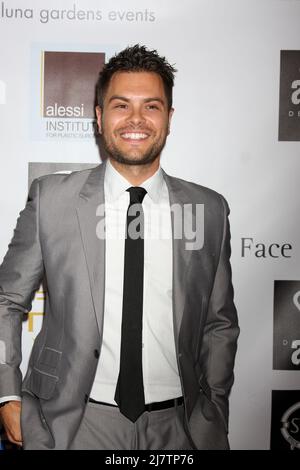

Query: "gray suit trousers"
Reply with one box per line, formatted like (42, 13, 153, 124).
(69, 401, 193, 450)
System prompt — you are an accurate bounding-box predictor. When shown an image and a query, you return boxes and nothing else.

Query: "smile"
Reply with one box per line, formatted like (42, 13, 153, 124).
(120, 132, 149, 140)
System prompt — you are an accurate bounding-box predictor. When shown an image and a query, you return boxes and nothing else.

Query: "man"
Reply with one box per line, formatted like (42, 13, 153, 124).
(0, 45, 239, 450)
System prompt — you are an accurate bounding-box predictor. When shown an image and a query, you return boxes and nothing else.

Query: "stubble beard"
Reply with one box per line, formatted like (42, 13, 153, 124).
(101, 123, 169, 166)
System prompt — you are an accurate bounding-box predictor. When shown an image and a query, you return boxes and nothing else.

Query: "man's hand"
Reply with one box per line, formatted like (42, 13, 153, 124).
(0, 401, 22, 446)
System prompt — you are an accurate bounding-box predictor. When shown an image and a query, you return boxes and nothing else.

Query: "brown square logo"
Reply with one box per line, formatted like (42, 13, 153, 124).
(42, 51, 105, 119)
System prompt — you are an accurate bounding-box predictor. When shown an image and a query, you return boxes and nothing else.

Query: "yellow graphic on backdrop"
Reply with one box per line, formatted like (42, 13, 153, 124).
(27, 288, 45, 333)
(28, 311, 44, 332)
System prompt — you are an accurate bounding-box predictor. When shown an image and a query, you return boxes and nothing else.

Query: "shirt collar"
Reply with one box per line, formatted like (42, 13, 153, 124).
(104, 158, 164, 203)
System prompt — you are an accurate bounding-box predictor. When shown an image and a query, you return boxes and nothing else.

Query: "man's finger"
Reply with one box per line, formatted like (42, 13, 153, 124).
(6, 434, 23, 446)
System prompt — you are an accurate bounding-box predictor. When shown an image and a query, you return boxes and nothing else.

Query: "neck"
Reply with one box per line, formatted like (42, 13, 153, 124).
(108, 158, 160, 185)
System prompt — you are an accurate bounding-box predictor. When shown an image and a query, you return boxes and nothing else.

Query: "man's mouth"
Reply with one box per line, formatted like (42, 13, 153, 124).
(120, 132, 149, 141)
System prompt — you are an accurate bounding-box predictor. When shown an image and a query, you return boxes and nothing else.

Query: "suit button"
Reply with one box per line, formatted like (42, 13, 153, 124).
(84, 394, 89, 403)
(94, 349, 100, 359)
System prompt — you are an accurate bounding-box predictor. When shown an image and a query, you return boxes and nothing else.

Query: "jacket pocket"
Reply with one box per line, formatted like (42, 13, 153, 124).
(29, 367, 58, 400)
(38, 347, 62, 374)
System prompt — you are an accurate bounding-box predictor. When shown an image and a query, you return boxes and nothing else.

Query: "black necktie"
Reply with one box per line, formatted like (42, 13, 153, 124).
(114, 186, 147, 422)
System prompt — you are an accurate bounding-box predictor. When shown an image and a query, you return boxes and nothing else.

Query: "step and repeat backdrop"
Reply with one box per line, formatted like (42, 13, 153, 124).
(0, 0, 300, 450)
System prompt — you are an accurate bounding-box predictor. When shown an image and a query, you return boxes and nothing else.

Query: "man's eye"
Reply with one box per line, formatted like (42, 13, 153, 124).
(146, 105, 159, 110)
(115, 104, 127, 109)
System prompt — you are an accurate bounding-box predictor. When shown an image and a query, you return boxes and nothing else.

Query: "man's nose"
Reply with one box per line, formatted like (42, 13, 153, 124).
(128, 106, 145, 126)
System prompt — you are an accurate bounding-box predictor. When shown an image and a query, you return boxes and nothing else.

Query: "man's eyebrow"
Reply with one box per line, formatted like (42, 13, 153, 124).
(108, 95, 165, 105)
(144, 97, 165, 105)
(108, 95, 130, 103)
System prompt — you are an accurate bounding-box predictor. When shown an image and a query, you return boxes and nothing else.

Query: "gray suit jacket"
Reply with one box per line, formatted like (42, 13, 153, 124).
(0, 161, 239, 449)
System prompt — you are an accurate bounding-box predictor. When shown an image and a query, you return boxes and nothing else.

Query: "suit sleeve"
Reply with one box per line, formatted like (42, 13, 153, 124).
(0, 178, 44, 398)
(202, 195, 239, 430)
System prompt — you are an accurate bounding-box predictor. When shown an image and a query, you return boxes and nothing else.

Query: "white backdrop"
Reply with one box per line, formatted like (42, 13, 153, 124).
(1, 0, 300, 450)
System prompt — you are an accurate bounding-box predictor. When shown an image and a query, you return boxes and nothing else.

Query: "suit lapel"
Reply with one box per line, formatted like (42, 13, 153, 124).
(162, 170, 194, 338)
(76, 162, 106, 334)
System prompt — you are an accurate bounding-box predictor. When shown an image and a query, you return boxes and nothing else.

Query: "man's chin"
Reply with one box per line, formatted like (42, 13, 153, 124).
(108, 153, 159, 166)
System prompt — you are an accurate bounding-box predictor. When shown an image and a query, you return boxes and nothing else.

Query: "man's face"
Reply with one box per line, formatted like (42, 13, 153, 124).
(96, 71, 174, 166)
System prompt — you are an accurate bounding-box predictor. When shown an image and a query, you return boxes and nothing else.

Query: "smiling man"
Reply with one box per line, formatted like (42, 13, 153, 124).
(98, 71, 171, 165)
(0, 45, 239, 450)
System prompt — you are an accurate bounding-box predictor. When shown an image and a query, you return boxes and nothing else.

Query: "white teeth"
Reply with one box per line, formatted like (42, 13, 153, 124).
(121, 133, 148, 140)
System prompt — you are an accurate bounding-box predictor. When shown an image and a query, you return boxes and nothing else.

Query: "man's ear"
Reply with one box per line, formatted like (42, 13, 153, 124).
(167, 107, 174, 135)
(95, 105, 102, 134)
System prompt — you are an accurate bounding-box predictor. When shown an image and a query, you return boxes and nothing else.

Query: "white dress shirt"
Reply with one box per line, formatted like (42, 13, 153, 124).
(90, 159, 182, 404)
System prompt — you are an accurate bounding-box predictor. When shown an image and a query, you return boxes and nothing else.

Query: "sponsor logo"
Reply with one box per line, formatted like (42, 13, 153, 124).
(279, 50, 300, 141)
(271, 391, 300, 450)
(241, 238, 292, 258)
(31, 49, 105, 140)
(44, 103, 84, 118)
(281, 402, 300, 450)
(42, 51, 104, 120)
(273, 281, 300, 370)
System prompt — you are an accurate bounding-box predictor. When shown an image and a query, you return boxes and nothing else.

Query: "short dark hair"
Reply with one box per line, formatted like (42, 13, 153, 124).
(96, 44, 177, 110)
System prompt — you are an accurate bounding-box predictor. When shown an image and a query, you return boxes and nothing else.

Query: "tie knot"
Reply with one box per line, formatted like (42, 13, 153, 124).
(127, 187, 147, 204)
